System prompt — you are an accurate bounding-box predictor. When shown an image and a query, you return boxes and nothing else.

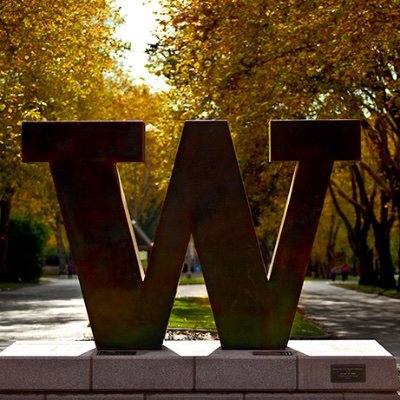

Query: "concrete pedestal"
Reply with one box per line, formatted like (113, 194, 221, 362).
(0, 340, 398, 399)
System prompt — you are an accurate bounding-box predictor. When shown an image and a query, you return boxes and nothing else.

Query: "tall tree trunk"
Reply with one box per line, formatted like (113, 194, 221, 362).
(329, 182, 376, 285)
(351, 166, 396, 287)
(397, 266, 400, 292)
(373, 223, 396, 288)
(396, 214, 400, 292)
(357, 242, 376, 286)
(326, 213, 339, 271)
(0, 197, 12, 281)
(372, 192, 396, 289)
(55, 214, 67, 274)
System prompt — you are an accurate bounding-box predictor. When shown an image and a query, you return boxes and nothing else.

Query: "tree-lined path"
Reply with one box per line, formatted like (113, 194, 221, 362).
(0, 278, 399, 367)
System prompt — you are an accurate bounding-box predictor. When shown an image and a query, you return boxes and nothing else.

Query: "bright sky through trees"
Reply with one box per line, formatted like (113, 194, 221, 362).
(114, 0, 166, 90)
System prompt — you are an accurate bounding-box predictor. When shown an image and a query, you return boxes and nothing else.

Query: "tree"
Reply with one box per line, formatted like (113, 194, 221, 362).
(329, 166, 376, 285)
(6, 214, 50, 282)
(12, 163, 70, 273)
(150, 0, 400, 288)
(0, 0, 127, 279)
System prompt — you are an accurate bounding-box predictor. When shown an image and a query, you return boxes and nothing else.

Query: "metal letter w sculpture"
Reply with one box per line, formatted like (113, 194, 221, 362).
(22, 120, 360, 350)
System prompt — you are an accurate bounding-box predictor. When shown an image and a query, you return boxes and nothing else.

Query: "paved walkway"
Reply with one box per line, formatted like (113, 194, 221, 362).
(0, 278, 209, 350)
(176, 283, 208, 298)
(177, 280, 400, 365)
(0, 277, 90, 350)
(0, 278, 399, 367)
(300, 280, 400, 366)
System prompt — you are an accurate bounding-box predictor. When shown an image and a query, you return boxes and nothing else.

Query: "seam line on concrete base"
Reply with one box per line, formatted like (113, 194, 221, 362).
(89, 354, 94, 391)
(193, 356, 196, 390)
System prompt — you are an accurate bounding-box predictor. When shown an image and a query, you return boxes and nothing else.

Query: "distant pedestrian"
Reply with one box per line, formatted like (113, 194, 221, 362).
(67, 263, 75, 278)
(341, 263, 350, 281)
(330, 266, 338, 281)
(310, 261, 317, 278)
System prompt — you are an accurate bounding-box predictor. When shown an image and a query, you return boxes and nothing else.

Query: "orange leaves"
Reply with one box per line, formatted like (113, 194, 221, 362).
(0, 0, 132, 201)
(148, 0, 400, 257)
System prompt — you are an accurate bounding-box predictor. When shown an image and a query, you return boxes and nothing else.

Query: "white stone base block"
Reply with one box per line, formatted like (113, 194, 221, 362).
(0, 340, 398, 398)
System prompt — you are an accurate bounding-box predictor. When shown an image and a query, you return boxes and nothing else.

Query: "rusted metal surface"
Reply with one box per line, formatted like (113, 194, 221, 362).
(23, 121, 150, 349)
(266, 119, 361, 347)
(269, 119, 361, 161)
(22, 119, 360, 350)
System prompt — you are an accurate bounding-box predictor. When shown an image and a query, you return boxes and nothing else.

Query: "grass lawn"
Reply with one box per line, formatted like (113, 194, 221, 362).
(179, 276, 205, 285)
(0, 281, 28, 291)
(169, 297, 325, 337)
(169, 297, 215, 330)
(336, 282, 400, 299)
(291, 310, 325, 337)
